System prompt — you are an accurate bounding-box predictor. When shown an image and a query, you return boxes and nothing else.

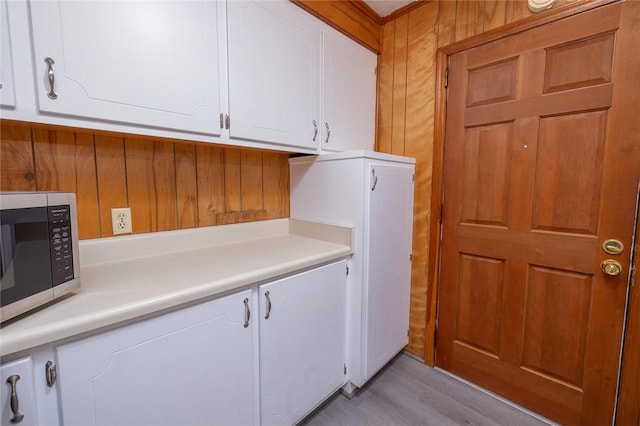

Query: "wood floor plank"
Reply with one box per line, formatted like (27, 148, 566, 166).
(302, 354, 553, 426)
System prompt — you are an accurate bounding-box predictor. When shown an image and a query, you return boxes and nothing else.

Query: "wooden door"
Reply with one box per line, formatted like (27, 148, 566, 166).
(436, 2, 640, 425)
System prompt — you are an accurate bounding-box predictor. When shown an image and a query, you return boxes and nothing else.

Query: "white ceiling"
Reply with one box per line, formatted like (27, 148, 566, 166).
(364, 0, 416, 17)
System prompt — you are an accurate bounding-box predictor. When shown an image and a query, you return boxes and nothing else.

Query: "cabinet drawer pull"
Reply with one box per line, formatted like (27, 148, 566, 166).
(44, 57, 58, 100)
(371, 168, 378, 191)
(325, 122, 331, 143)
(243, 298, 250, 328)
(312, 120, 318, 142)
(6, 375, 24, 423)
(264, 291, 272, 320)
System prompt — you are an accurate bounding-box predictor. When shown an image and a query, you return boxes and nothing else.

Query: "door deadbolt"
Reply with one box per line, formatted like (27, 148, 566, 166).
(602, 239, 624, 255)
(600, 259, 623, 276)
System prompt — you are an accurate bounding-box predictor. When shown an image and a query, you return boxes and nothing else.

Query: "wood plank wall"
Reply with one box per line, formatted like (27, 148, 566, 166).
(0, 120, 290, 240)
(292, 0, 381, 52)
(376, 0, 589, 363)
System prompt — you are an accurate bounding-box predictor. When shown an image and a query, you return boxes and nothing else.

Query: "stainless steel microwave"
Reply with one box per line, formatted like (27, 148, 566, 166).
(0, 192, 80, 323)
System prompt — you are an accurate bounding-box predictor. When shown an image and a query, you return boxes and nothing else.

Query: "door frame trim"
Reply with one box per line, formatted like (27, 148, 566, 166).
(616, 182, 640, 425)
(427, 0, 638, 421)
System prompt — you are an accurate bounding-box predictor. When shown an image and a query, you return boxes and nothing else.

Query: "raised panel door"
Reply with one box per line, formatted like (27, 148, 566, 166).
(437, 3, 640, 424)
(55, 291, 255, 426)
(0, 0, 16, 108)
(259, 261, 347, 426)
(364, 163, 414, 380)
(227, 0, 320, 150)
(29, 1, 222, 135)
(321, 28, 376, 152)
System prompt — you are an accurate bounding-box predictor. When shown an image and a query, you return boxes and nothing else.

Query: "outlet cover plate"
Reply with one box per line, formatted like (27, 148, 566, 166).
(111, 207, 132, 235)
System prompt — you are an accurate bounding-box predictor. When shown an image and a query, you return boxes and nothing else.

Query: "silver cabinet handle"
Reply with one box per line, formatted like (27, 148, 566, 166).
(45, 361, 56, 387)
(264, 291, 271, 320)
(325, 122, 331, 143)
(44, 57, 58, 100)
(371, 168, 378, 191)
(243, 298, 250, 328)
(312, 120, 318, 142)
(6, 375, 24, 424)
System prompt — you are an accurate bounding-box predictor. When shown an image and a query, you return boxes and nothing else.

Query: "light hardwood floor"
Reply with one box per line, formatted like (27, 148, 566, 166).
(302, 354, 553, 426)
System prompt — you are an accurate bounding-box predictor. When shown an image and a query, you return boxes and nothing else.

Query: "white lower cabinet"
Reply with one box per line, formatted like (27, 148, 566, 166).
(259, 260, 347, 426)
(2, 261, 350, 426)
(54, 290, 255, 426)
(1, 348, 61, 426)
(1, 357, 38, 426)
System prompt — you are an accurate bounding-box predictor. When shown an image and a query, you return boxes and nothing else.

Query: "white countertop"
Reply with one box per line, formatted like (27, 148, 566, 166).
(288, 149, 416, 164)
(0, 219, 353, 358)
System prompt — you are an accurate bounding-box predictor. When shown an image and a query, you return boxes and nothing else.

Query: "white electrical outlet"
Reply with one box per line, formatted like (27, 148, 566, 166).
(111, 207, 132, 235)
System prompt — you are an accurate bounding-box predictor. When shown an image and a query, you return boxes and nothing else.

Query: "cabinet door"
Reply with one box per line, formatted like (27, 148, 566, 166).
(364, 163, 414, 380)
(1, 357, 38, 426)
(55, 290, 255, 426)
(29, 1, 222, 135)
(227, 0, 320, 150)
(322, 29, 376, 152)
(0, 0, 16, 108)
(260, 261, 347, 426)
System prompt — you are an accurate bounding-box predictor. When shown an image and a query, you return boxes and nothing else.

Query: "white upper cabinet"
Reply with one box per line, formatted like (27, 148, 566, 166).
(321, 29, 377, 152)
(227, 0, 320, 150)
(6, 0, 375, 152)
(0, 0, 16, 108)
(29, 0, 223, 136)
(227, 0, 376, 153)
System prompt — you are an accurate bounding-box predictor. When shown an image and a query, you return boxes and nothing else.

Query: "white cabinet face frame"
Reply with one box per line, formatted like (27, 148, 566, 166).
(227, 0, 321, 150)
(259, 260, 347, 426)
(55, 290, 255, 426)
(0, 0, 16, 108)
(29, 0, 222, 135)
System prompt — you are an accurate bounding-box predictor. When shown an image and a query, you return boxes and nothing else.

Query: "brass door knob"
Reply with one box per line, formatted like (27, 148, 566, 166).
(600, 259, 623, 276)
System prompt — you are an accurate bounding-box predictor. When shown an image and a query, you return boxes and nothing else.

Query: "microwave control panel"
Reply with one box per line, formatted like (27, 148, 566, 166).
(49, 205, 74, 285)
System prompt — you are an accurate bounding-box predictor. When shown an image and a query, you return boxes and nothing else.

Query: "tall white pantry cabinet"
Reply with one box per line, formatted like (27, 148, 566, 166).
(289, 151, 415, 391)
